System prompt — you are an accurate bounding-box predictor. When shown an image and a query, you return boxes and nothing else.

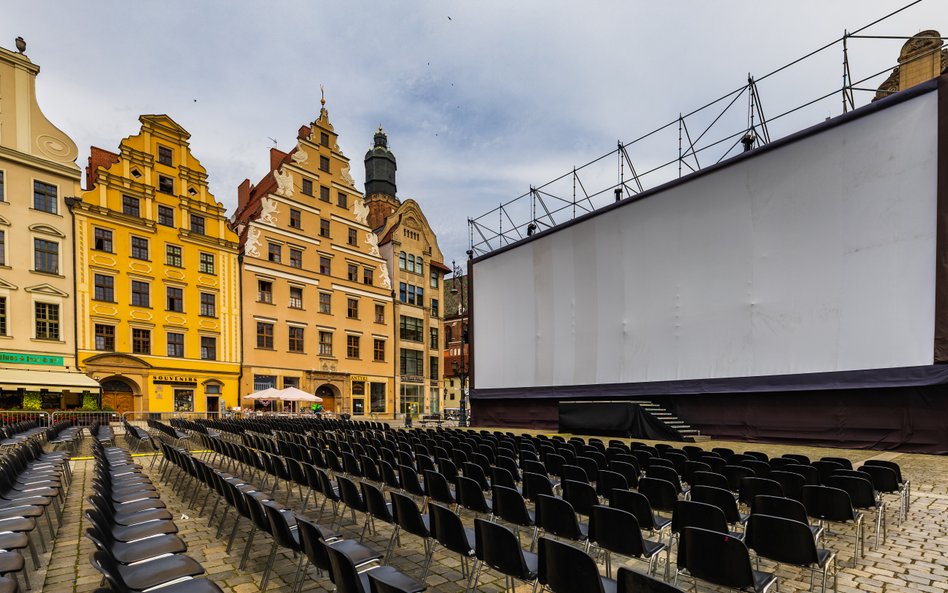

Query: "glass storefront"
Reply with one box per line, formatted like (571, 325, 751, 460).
(400, 384, 423, 416)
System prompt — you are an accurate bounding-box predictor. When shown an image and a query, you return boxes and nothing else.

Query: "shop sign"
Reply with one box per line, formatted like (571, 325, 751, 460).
(153, 375, 198, 386)
(401, 375, 423, 384)
(0, 352, 64, 366)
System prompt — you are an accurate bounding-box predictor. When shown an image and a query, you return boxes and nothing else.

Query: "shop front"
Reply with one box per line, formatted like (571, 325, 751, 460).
(349, 375, 390, 418)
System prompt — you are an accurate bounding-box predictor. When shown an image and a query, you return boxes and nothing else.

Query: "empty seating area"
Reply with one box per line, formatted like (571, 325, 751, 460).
(0, 414, 935, 593)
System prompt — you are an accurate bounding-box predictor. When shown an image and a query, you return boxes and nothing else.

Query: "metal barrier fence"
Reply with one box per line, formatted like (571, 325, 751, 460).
(50, 410, 121, 429)
(0, 411, 50, 426)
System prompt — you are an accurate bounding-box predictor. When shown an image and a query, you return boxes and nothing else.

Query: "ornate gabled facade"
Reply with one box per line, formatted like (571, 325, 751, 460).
(364, 129, 448, 417)
(232, 100, 395, 416)
(70, 114, 241, 415)
(443, 274, 469, 411)
(0, 41, 100, 406)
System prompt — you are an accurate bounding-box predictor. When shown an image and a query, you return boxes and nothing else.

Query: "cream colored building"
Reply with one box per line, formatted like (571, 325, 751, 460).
(0, 41, 99, 406)
(232, 101, 395, 416)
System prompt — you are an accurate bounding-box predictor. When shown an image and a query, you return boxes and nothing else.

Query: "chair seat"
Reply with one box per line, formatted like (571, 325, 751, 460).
(522, 549, 539, 578)
(365, 565, 427, 593)
(111, 506, 174, 526)
(111, 498, 167, 514)
(0, 517, 35, 533)
(0, 506, 42, 520)
(109, 533, 188, 564)
(108, 519, 179, 542)
(331, 539, 384, 566)
(108, 489, 160, 505)
(0, 533, 28, 551)
(0, 551, 24, 574)
(4, 486, 59, 499)
(815, 548, 834, 568)
(0, 575, 17, 593)
(115, 553, 205, 590)
(751, 568, 778, 593)
(641, 538, 665, 558)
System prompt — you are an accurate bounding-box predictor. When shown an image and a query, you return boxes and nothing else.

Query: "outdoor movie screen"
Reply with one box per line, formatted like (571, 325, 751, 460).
(472, 89, 938, 390)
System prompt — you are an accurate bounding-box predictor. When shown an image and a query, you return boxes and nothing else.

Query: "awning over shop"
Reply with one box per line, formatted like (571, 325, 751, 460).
(0, 370, 101, 391)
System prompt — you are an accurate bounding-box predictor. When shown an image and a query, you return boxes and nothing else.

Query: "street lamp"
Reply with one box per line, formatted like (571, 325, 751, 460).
(450, 259, 469, 427)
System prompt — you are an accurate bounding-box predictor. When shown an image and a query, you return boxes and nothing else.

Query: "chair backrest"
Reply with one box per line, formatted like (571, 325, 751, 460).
(722, 465, 755, 491)
(424, 470, 455, 506)
(784, 464, 819, 485)
(589, 505, 645, 557)
(597, 469, 629, 499)
(491, 466, 517, 490)
(617, 566, 687, 593)
(671, 500, 730, 535)
(337, 475, 366, 512)
(826, 475, 876, 509)
(611, 488, 660, 531)
(562, 479, 598, 517)
(638, 476, 679, 513)
(390, 491, 430, 538)
(474, 518, 534, 580)
(857, 464, 900, 494)
(864, 459, 903, 483)
(361, 481, 394, 523)
(692, 471, 729, 491)
(609, 460, 640, 487)
(492, 485, 533, 527)
(738, 477, 784, 506)
(264, 501, 300, 551)
(429, 502, 474, 556)
(812, 460, 845, 485)
(457, 475, 491, 514)
(680, 526, 759, 590)
(782, 454, 810, 465)
(562, 464, 589, 484)
(745, 513, 819, 566)
(536, 494, 585, 542)
(751, 494, 810, 524)
(769, 470, 806, 501)
(322, 539, 367, 593)
(462, 462, 490, 491)
(296, 515, 332, 571)
(801, 485, 856, 522)
(522, 471, 554, 503)
(689, 485, 742, 524)
(537, 536, 609, 593)
(398, 464, 426, 498)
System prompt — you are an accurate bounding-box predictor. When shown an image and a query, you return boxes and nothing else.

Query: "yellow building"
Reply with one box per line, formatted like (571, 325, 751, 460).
(70, 115, 241, 415)
(232, 100, 395, 416)
(0, 40, 100, 405)
(363, 129, 447, 417)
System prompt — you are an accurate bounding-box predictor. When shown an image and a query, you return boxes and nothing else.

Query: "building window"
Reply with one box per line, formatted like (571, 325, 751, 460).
(400, 348, 424, 376)
(347, 263, 358, 282)
(190, 214, 205, 235)
(399, 316, 424, 342)
(122, 195, 141, 217)
(289, 286, 303, 309)
(373, 338, 385, 362)
(320, 132, 329, 147)
(131, 280, 150, 307)
(200, 293, 216, 317)
(414, 256, 423, 274)
(167, 332, 184, 357)
(0, 230, 5, 266)
(347, 297, 359, 319)
(35, 303, 59, 340)
(319, 219, 330, 238)
(363, 268, 373, 285)
(258, 280, 273, 303)
(375, 304, 385, 324)
(158, 175, 174, 194)
(0, 171, 4, 201)
(34, 239, 58, 274)
(347, 335, 360, 359)
(281, 377, 298, 390)
(256, 322, 274, 349)
(431, 298, 439, 318)
(319, 255, 331, 275)
(94, 274, 115, 302)
(166, 287, 184, 312)
(318, 331, 333, 356)
(166, 244, 183, 267)
(430, 356, 439, 379)
(320, 186, 330, 202)
(200, 336, 217, 360)
(268, 243, 281, 263)
(199, 252, 215, 274)
(319, 292, 331, 313)
(431, 271, 439, 288)
(407, 254, 415, 273)
(0, 297, 6, 336)
(157, 146, 173, 166)
(348, 228, 357, 246)
(289, 208, 302, 228)
(289, 326, 304, 352)
(399, 252, 406, 270)
(430, 327, 439, 350)
(337, 192, 347, 209)
(33, 181, 57, 214)
(289, 248, 302, 268)
(95, 324, 115, 351)
(94, 228, 113, 252)
(399, 283, 407, 303)
(158, 205, 175, 227)
(132, 328, 150, 354)
(254, 375, 277, 391)
(301, 179, 313, 196)
(131, 236, 149, 260)
(319, 155, 330, 173)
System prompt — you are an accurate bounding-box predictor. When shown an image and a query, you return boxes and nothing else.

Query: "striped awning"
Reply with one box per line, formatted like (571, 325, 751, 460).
(0, 369, 101, 391)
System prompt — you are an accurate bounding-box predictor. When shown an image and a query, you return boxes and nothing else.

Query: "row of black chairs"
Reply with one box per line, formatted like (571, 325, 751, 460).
(85, 440, 223, 593)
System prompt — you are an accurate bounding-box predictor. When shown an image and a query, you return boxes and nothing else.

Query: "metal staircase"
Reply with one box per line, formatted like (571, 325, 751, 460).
(633, 400, 708, 442)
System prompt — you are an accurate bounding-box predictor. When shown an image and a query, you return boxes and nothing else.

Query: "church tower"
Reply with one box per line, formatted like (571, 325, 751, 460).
(363, 127, 400, 229)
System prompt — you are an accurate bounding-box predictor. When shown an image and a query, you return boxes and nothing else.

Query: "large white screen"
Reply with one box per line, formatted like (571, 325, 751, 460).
(474, 92, 938, 390)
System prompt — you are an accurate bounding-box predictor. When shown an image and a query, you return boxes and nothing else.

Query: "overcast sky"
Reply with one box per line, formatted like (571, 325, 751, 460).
(3, 1, 946, 265)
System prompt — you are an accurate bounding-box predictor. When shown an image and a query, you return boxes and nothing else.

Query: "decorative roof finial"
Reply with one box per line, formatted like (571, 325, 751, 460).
(14, 36, 26, 54)
(320, 85, 326, 107)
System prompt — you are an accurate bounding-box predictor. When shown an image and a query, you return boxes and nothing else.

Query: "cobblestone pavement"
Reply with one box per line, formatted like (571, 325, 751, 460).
(36, 432, 948, 593)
